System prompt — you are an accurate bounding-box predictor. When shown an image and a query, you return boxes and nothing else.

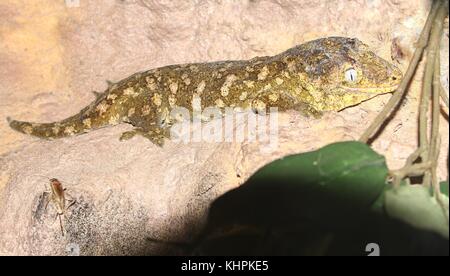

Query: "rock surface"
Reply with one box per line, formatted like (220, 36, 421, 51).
(0, 0, 448, 255)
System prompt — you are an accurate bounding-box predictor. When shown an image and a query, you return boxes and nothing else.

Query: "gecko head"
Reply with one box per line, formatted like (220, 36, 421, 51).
(296, 37, 402, 111)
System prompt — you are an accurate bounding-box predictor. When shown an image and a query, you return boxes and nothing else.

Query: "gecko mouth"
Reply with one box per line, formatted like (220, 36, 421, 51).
(342, 85, 399, 94)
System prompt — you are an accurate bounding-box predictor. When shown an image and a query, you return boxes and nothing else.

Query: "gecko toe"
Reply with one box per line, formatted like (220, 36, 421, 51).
(119, 130, 138, 141)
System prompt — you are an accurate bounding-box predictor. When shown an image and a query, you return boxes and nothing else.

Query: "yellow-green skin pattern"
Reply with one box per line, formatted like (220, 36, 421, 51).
(8, 37, 402, 146)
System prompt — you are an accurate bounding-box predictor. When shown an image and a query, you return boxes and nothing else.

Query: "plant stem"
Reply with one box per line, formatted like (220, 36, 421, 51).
(359, 0, 441, 143)
(419, 0, 448, 187)
(431, 43, 442, 191)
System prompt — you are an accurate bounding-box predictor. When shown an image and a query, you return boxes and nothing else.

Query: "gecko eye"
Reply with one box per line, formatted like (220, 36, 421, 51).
(345, 68, 358, 83)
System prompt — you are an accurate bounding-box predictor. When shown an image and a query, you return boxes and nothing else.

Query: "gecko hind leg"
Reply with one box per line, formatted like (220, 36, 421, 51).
(120, 127, 170, 147)
(91, 80, 115, 98)
(294, 103, 323, 119)
(92, 91, 103, 100)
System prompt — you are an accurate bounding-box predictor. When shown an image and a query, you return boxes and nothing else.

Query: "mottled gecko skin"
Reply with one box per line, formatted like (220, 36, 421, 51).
(8, 37, 402, 146)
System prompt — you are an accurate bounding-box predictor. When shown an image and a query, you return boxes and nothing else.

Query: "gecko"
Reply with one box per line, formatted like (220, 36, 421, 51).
(7, 37, 402, 146)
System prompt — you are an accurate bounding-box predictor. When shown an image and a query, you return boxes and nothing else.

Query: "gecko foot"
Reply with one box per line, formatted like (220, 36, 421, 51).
(119, 130, 139, 141)
(92, 91, 103, 99)
(292, 102, 323, 119)
(106, 80, 115, 88)
(120, 128, 168, 147)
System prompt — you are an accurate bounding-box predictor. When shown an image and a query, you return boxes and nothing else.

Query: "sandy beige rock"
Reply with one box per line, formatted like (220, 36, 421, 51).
(0, 0, 448, 255)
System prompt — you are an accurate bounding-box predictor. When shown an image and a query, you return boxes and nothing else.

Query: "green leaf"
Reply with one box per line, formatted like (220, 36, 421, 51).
(385, 184, 449, 239)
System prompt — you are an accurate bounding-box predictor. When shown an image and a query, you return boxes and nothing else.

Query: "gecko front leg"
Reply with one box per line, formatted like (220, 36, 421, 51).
(120, 126, 170, 146)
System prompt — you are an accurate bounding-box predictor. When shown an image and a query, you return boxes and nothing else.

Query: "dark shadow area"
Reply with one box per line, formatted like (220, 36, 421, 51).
(187, 175, 449, 256)
(141, 140, 449, 256)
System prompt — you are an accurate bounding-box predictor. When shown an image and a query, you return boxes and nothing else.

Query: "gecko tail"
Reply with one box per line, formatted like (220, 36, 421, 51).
(7, 114, 92, 139)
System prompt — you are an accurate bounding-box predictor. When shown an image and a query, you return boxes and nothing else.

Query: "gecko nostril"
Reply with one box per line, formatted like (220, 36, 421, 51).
(391, 76, 397, 81)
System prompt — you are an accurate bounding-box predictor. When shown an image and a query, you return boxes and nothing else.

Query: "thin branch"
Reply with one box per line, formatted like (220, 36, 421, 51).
(390, 162, 434, 187)
(384, 1, 448, 197)
(431, 35, 448, 221)
(391, 162, 434, 178)
(359, 0, 441, 143)
(419, 0, 448, 187)
(405, 148, 424, 167)
(431, 42, 442, 190)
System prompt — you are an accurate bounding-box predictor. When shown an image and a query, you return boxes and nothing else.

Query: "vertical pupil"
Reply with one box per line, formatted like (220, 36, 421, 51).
(346, 69, 356, 82)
